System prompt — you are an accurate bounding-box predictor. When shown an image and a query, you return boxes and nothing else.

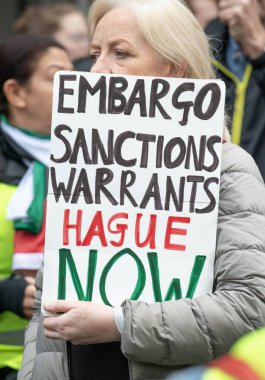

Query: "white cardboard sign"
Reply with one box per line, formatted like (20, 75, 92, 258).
(42, 72, 225, 311)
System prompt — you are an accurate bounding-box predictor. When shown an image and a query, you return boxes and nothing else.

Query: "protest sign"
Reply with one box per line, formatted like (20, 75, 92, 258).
(42, 72, 225, 312)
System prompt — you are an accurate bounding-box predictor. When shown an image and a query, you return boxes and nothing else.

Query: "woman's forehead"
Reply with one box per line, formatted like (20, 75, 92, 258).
(95, 7, 136, 33)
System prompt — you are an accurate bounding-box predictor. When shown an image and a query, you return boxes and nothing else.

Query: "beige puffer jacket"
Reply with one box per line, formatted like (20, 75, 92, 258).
(18, 143, 265, 380)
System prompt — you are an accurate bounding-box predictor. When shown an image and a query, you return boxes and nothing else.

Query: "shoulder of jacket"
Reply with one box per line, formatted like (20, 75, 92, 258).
(221, 142, 264, 184)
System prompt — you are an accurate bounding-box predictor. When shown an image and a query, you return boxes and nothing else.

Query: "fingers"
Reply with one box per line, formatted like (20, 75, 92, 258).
(218, 0, 255, 9)
(23, 288, 35, 317)
(23, 305, 34, 319)
(43, 315, 60, 331)
(23, 296, 34, 319)
(23, 283, 36, 319)
(44, 300, 79, 314)
(24, 276, 35, 285)
(43, 301, 80, 340)
(43, 313, 71, 341)
(218, 3, 247, 24)
(43, 317, 63, 340)
(24, 283, 35, 297)
(42, 302, 121, 344)
(43, 329, 61, 340)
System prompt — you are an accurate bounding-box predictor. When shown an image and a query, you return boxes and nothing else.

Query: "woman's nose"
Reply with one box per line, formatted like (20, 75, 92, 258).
(90, 56, 111, 74)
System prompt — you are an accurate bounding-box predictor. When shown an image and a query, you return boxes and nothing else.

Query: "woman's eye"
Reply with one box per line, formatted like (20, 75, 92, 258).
(89, 53, 99, 63)
(115, 50, 128, 59)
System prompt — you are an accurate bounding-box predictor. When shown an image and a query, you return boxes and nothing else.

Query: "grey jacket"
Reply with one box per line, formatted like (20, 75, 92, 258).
(18, 142, 265, 380)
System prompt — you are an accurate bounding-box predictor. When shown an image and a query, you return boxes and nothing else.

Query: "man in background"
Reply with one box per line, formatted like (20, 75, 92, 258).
(188, 0, 265, 181)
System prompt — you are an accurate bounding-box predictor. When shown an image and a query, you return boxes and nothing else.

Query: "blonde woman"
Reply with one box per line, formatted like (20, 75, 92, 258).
(19, 1, 265, 379)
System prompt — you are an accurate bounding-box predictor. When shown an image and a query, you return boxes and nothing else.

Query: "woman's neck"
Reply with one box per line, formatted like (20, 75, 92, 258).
(7, 112, 50, 137)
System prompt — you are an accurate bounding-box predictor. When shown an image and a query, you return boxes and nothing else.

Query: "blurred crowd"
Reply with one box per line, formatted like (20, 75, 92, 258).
(0, 1, 265, 380)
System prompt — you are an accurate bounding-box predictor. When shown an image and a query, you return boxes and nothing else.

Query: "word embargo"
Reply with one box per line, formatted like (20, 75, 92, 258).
(58, 74, 221, 126)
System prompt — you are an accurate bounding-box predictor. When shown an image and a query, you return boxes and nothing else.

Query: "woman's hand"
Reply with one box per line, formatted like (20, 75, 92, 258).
(43, 300, 121, 344)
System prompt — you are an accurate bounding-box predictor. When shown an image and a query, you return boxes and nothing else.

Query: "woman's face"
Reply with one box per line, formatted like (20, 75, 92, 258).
(21, 47, 73, 134)
(54, 11, 90, 62)
(90, 7, 173, 77)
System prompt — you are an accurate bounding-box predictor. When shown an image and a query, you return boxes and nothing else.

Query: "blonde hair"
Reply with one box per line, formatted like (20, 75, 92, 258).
(88, 0, 230, 139)
(88, 0, 215, 79)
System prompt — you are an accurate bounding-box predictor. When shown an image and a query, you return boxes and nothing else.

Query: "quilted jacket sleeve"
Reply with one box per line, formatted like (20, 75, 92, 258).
(18, 268, 69, 380)
(17, 269, 42, 380)
(121, 143, 265, 366)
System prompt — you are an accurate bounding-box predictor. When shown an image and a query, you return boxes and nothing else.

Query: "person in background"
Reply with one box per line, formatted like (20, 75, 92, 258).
(13, 3, 90, 63)
(0, 277, 35, 380)
(0, 277, 34, 319)
(186, 0, 218, 28)
(188, 0, 265, 181)
(0, 34, 72, 380)
(19, 1, 265, 379)
(166, 327, 265, 380)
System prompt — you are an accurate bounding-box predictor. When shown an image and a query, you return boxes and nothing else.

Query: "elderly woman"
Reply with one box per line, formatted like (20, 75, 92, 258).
(18, 1, 265, 380)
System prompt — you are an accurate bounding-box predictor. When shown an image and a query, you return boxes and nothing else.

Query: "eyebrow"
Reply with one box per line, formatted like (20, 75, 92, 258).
(90, 37, 133, 50)
(45, 64, 72, 71)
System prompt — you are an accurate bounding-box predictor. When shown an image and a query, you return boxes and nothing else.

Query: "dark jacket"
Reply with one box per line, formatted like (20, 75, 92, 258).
(0, 118, 48, 370)
(0, 121, 30, 186)
(0, 119, 33, 369)
(0, 276, 27, 317)
(205, 18, 265, 181)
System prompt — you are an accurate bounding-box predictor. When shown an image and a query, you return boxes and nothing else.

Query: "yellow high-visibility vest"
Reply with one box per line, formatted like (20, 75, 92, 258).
(213, 60, 253, 146)
(0, 183, 28, 370)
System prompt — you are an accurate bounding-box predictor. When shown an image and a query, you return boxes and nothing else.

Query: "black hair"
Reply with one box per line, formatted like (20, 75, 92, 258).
(0, 34, 66, 116)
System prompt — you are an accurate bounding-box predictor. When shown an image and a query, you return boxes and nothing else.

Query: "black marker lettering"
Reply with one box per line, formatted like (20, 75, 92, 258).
(72, 168, 93, 204)
(50, 167, 76, 202)
(92, 129, 114, 165)
(172, 82, 195, 126)
(125, 79, 147, 117)
(149, 79, 171, 119)
(140, 173, 163, 210)
(120, 170, 138, 207)
(58, 74, 76, 113)
(95, 168, 118, 205)
(50, 124, 72, 163)
(164, 137, 186, 168)
(136, 133, 156, 168)
(108, 77, 128, 114)
(114, 131, 136, 167)
(78, 75, 107, 114)
(165, 176, 185, 211)
(70, 128, 91, 164)
(194, 83, 221, 120)
(196, 177, 219, 213)
(187, 175, 204, 213)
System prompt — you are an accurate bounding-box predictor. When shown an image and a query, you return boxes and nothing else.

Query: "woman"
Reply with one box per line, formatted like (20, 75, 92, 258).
(19, 1, 265, 380)
(13, 3, 90, 63)
(0, 34, 72, 379)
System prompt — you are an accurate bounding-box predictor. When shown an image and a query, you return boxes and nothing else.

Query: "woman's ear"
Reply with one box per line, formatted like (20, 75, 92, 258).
(3, 79, 27, 109)
(168, 63, 186, 78)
